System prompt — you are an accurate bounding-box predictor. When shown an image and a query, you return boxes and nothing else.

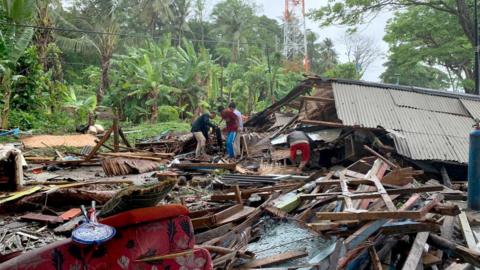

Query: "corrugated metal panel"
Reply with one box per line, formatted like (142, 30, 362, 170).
(390, 90, 468, 116)
(333, 83, 401, 129)
(461, 99, 480, 119)
(332, 82, 474, 163)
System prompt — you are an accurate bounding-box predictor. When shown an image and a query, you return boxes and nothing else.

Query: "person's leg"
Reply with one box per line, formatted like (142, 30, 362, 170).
(290, 144, 299, 165)
(226, 132, 236, 158)
(193, 132, 206, 157)
(297, 143, 310, 172)
(233, 132, 241, 157)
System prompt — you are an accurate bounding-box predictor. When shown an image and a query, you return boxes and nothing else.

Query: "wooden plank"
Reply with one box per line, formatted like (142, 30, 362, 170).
(316, 211, 423, 221)
(173, 162, 237, 170)
(85, 127, 113, 161)
(422, 253, 441, 266)
(0, 186, 43, 205)
(118, 127, 132, 148)
(363, 145, 398, 169)
(371, 175, 397, 212)
(20, 213, 63, 224)
(381, 221, 440, 235)
(428, 234, 480, 267)
(344, 194, 421, 250)
(459, 211, 479, 251)
(300, 185, 444, 200)
(437, 215, 455, 259)
(301, 96, 335, 102)
(401, 232, 429, 270)
(237, 250, 308, 269)
(300, 119, 346, 128)
(339, 173, 354, 210)
(195, 224, 233, 244)
(113, 117, 120, 152)
(59, 208, 81, 221)
(369, 246, 383, 270)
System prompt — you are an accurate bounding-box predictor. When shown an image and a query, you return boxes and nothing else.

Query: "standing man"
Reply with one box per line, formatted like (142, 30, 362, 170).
(191, 111, 217, 158)
(218, 106, 238, 158)
(229, 102, 243, 157)
(287, 130, 312, 173)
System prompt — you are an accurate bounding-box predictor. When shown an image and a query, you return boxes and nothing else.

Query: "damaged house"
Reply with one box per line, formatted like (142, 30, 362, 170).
(246, 76, 479, 179)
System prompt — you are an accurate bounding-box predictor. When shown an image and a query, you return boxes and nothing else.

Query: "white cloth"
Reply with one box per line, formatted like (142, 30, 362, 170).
(233, 109, 243, 131)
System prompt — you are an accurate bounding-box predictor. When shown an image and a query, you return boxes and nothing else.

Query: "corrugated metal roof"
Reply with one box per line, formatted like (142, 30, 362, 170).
(332, 82, 475, 163)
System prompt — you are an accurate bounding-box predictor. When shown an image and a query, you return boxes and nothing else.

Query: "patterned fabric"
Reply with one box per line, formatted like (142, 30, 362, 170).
(0, 210, 212, 270)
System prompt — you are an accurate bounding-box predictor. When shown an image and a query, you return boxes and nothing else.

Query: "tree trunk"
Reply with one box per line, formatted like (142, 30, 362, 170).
(149, 90, 159, 123)
(98, 56, 111, 104)
(1, 84, 12, 129)
(455, 0, 475, 46)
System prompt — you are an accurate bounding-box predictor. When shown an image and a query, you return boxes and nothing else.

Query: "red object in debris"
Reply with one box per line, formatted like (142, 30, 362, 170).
(290, 142, 311, 162)
(31, 168, 42, 174)
(59, 208, 82, 221)
(0, 205, 213, 270)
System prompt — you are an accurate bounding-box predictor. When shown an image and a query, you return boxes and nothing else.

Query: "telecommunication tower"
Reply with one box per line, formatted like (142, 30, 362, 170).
(283, 0, 309, 71)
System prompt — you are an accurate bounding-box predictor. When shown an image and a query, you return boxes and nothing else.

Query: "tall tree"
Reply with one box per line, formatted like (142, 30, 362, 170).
(383, 6, 472, 91)
(306, 32, 338, 75)
(57, 0, 120, 103)
(344, 33, 378, 77)
(211, 0, 255, 62)
(0, 0, 36, 128)
(310, 1, 477, 47)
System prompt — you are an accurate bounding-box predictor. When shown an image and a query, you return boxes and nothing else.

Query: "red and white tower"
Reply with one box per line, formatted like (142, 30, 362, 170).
(283, 0, 309, 71)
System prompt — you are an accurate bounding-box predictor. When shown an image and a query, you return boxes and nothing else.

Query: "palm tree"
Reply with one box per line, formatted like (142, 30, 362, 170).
(138, 0, 191, 43)
(0, 0, 36, 129)
(211, 0, 254, 62)
(56, 0, 119, 103)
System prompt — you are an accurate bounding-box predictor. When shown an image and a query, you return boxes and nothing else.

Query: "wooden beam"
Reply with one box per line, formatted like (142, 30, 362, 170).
(316, 211, 423, 221)
(173, 162, 237, 171)
(237, 250, 308, 269)
(381, 221, 440, 235)
(369, 246, 383, 270)
(300, 119, 346, 128)
(300, 185, 444, 200)
(363, 145, 398, 169)
(344, 194, 421, 250)
(301, 96, 335, 102)
(402, 232, 429, 270)
(84, 127, 113, 161)
(459, 211, 479, 251)
(428, 234, 480, 267)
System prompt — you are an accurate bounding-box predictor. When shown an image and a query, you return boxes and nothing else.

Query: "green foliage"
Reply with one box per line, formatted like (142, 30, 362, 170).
(8, 109, 73, 132)
(324, 63, 361, 80)
(157, 105, 179, 122)
(382, 6, 471, 92)
(123, 121, 191, 142)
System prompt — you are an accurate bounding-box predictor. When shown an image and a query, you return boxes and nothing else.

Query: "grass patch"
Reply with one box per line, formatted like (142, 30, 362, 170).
(122, 121, 191, 142)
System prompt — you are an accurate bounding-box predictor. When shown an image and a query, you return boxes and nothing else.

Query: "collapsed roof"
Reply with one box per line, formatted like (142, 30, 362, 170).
(246, 76, 480, 164)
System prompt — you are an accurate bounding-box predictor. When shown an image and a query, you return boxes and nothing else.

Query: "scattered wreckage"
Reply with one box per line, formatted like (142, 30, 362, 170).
(0, 77, 480, 269)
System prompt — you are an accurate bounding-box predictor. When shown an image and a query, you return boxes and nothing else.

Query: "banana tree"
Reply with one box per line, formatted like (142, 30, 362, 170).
(0, 0, 36, 129)
(127, 40, 180, 123)
(175, 38, 212, 116)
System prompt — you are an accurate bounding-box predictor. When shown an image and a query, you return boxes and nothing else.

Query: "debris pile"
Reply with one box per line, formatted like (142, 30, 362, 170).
(2, 76, 480, 268)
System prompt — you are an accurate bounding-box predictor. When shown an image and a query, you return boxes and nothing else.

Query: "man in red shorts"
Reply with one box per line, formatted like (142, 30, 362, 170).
(287, 130, 312, 173)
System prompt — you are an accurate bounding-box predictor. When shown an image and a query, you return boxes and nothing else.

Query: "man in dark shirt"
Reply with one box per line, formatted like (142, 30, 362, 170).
(287, 130, 312, 172)
(191, 111, 217, 158)
(218, 106, 239, 158)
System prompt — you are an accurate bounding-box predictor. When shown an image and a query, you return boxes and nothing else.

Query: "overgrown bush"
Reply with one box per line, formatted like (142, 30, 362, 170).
(8, 109, 74, 133)
(157, 105, 179, 122)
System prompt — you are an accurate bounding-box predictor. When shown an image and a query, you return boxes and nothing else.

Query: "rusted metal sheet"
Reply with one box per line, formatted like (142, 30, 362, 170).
(101, 157, 162, 176)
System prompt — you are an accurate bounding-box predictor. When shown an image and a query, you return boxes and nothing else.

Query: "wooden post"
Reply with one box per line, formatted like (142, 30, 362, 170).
(113, 116, 120, 152)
